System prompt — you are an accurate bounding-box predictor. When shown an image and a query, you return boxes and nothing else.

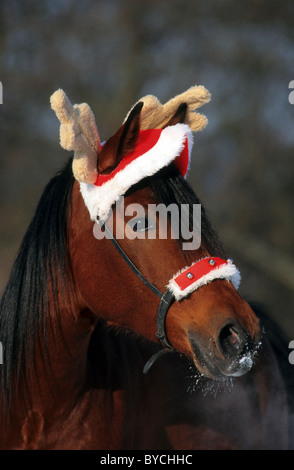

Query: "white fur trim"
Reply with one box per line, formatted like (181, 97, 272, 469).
(80, 124, 193, 221)
(184, 128, 194, 177)
(168, 260, 241, 300)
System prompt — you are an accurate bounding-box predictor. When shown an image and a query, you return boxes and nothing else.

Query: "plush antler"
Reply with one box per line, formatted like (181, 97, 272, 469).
(124, 85, 211, 132)
(50, 89, 100, 184)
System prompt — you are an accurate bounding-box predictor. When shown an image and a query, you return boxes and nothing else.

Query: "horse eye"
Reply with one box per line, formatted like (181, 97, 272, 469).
(128, 217, 155, 233)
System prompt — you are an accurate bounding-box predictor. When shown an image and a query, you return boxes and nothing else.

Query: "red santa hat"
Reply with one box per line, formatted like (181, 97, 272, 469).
(50, 86, 210, 221)
(80, 123, 193, 221)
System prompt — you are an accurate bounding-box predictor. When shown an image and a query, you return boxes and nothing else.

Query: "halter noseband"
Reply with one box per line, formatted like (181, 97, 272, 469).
(98, 221, 241, 375)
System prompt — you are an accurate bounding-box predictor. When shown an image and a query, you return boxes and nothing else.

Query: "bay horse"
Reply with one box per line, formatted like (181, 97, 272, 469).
(0, 92, 293, 450)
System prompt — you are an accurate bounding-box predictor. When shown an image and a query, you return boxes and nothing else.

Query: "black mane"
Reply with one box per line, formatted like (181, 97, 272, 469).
(0, 157, 75, 408)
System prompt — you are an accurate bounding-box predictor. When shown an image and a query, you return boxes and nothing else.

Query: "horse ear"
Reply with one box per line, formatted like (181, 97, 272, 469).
(163, 102, 188, 128)
(98, 102, 143, 174)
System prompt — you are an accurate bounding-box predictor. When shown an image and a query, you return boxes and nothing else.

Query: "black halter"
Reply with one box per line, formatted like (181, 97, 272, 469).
(99, 221, 176, 374)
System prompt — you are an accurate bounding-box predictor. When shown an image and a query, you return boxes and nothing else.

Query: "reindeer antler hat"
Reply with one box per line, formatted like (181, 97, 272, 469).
(50, 86, 211, 221)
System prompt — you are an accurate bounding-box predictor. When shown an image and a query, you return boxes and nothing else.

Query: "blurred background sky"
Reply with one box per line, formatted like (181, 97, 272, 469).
(1, 0, 294, 336)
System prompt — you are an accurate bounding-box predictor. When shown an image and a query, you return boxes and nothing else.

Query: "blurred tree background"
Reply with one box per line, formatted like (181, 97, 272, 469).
(1, 0, 294, 335)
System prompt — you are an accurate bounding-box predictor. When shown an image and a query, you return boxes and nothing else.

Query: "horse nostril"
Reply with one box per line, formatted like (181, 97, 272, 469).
(218, 323, 246, 359)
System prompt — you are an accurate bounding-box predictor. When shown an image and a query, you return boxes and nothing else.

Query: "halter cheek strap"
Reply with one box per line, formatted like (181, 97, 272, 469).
(100, 222, 163, 299)
(99, 222, 177, 372)
(98, 220, 241, 374)
(142, 289, 175, 374)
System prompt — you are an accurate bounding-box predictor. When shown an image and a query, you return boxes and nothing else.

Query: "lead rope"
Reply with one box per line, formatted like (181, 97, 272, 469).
(97, 219, 176, 374)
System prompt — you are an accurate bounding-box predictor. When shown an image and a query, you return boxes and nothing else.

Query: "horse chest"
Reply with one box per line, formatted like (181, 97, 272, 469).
(9, 389, 125, 450)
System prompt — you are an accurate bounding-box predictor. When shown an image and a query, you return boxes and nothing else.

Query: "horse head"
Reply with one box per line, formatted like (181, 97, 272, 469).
(51, 87, 261, 380)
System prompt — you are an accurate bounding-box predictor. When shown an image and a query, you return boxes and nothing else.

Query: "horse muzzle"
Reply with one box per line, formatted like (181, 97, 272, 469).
(188, 321, 260, 379)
